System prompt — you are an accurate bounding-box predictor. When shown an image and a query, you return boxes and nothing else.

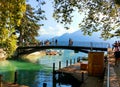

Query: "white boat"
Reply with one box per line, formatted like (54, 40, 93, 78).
(46, 49, 58, 55)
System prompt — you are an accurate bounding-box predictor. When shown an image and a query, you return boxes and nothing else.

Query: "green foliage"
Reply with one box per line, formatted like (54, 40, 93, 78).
(52, 0, 120, 39)
(115, 0, 120, 5)
(16, 4, 46, 46)
(0, 0, 26, 58)
(5, 34, 17, 57)
(0, 27, 17, 57)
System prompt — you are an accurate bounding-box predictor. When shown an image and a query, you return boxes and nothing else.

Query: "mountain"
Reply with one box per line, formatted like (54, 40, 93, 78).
(36, 34, 55, 41)
(54, 30, 108, 43)
(37, 30, 117, 46)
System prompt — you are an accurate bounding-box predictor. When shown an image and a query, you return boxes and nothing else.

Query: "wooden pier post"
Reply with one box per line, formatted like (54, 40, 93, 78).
(81, 72, 84, 83)
(0, 75, 2, 87)
(74, 58, 75, 64)
(43, 83, 47, 87)
(52, 63, 56, 87)
(70, 59, 72, 65)
(14, 71, 17, 84)
(66, 60, 68, 67)
(59, 61, 61, 69)
(53, 63, 55, 74)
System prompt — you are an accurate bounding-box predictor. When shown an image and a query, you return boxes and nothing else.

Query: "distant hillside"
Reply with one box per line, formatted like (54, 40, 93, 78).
(37, 30, 117, 46)
(55, 30, 104, 42)
(36, 34, 54, 41)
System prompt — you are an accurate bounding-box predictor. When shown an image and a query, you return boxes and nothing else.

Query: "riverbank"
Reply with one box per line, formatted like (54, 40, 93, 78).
(21, 51, 46, 63)
(0, 60, 51, 87)
(0, 50, 89, 87)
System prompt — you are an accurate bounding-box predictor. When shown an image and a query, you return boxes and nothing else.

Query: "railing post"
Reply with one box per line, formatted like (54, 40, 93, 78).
(107, 62, 110, 87)
(90, 42, 93, 51)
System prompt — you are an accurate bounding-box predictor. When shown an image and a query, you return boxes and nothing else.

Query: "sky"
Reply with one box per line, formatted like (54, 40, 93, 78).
(27, 0, 119, 44)
(28, 0, 85, 37)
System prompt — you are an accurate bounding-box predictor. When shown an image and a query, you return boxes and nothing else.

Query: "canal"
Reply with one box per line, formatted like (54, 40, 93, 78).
(0, 49, 87, 87)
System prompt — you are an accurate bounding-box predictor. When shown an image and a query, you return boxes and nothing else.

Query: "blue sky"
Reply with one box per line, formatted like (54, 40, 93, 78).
(28, 0, 85, 37)
(27, 0, 119, 45)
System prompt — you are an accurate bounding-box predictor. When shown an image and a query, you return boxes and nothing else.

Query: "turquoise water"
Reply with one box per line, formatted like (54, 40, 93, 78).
(0, 49, 87, 87)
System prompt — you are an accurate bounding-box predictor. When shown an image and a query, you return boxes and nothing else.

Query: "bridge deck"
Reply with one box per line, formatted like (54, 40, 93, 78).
(17, 41, 109, 55)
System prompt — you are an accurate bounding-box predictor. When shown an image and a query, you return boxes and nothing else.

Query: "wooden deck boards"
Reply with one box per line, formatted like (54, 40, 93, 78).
(54, 62, 104, 87)
(56, 63, 88, 78)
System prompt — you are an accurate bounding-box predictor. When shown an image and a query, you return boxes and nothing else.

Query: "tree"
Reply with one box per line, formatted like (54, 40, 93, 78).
(52, 0, 120, 39)
(0, 0, 26, 57)
(16, 4, 46, 46)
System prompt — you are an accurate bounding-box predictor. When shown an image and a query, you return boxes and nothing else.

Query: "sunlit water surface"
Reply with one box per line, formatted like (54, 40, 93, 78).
(0, 50, 87, 87)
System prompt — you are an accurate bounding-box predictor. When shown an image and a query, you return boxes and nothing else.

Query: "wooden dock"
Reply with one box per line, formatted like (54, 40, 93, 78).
(55, 63, 88, 80)
(53, 61, 104, 87)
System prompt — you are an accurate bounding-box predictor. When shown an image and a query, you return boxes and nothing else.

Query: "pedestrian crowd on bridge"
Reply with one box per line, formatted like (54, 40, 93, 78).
(39, 38, 73, 46)
(112, 41, 120, 66)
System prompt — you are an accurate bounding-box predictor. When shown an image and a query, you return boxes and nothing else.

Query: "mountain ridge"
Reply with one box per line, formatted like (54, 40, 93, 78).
(37, 30, 117, 46)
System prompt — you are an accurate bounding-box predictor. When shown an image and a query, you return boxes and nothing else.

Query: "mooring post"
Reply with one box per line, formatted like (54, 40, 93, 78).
(74, 58, 75, 64)
(14, 71, 17, 84)
(70, 59, 72, 65)
(66, 60, 68, 67)
(53, 63, 55, 74)
(81, 72, 84, 83)
(0, 75, 2, 87)
(59, 61, 61, 69)
(52, 63, 56, 87)
(43, 83, 47, 87)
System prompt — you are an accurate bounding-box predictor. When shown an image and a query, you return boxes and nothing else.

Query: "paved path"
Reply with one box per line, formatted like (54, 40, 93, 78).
(113, 59, 120, 87)
(108, 48, 120, 87)
(80, 76, 103, 87)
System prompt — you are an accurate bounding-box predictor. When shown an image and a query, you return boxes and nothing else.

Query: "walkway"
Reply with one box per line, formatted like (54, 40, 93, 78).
(107, 48, 120, 87)
(114, 62, 120, 86)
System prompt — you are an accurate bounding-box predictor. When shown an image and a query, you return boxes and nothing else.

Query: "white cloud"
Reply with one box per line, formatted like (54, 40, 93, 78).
(38, 24, 79, 37)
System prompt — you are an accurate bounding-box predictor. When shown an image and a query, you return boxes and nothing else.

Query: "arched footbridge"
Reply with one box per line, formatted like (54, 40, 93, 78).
(16, 41, 109, 55)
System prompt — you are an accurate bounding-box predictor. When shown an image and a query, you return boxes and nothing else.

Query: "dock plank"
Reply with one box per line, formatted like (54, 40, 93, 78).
(54, 62, 104, 87)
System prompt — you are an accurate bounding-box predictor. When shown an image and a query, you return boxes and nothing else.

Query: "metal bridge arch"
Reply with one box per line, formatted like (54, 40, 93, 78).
(16, 41, 109, 55)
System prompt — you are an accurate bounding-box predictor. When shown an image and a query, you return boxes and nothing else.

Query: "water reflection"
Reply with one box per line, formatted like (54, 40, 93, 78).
(0, 50, 87, 87)
(0, 71, 15, 82)
(53, 73, 81, 87)
(17, 70, 53, 87)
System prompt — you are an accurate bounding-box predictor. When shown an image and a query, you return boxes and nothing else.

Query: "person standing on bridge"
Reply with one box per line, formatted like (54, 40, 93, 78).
(69, 38, 73, 46)
(55, 39, 57, 45)
(118, 41, 120, 51)
(112, 41, 118, 50)
(113, 41, 120, 66)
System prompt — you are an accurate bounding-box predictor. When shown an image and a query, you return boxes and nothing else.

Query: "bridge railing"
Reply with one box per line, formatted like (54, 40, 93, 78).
(19, 41, 109, 49)
(47, 41, 109, 48)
